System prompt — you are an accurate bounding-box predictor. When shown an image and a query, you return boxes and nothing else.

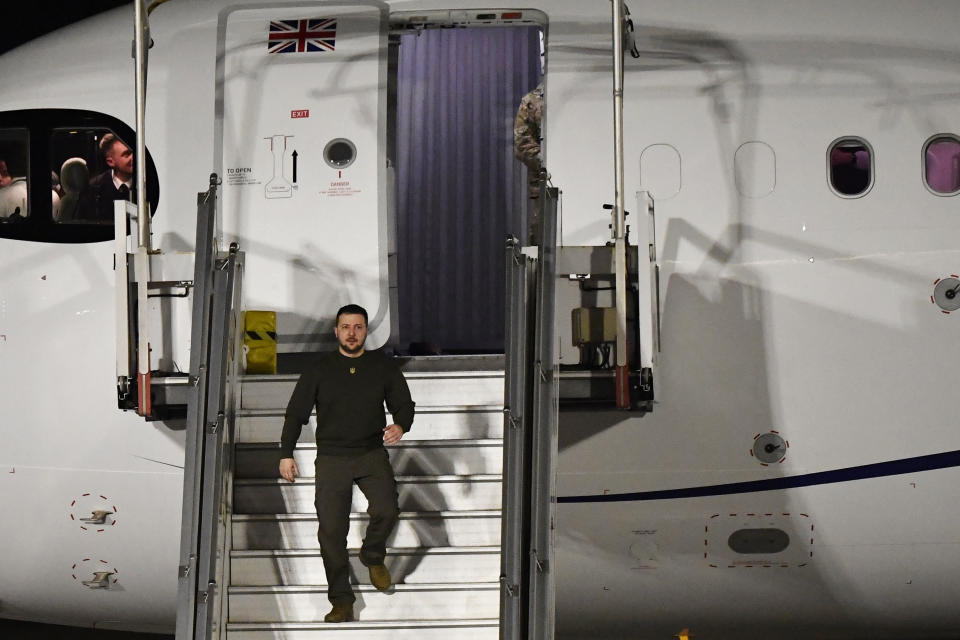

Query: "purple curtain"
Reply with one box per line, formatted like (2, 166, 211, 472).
(395, 27, 542, 353)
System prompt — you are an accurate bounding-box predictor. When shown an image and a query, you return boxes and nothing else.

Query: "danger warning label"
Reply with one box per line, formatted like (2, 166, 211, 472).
(320, 180, 360, 197)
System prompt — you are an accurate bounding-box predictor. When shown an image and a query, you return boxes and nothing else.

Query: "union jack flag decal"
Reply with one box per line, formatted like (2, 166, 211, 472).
(268, 18, 337, 54)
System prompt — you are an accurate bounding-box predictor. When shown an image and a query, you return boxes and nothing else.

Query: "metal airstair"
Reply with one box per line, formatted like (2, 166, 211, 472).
(164, 178, 559, 640)
(223, 360, 506, 639)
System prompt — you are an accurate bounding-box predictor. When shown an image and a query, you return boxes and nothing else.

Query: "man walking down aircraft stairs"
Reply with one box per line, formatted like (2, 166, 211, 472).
(227, 354, 505, 638)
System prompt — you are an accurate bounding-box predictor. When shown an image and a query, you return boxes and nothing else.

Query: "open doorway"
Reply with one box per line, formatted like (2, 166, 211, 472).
(389, 14, 544, 355)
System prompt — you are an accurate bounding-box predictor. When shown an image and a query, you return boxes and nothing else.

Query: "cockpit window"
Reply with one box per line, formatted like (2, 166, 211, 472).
(0, 128, 29, 222)
(0, 109, 159, 243)
(52, 128, 137, 224)
(923, 135, 960, 196)
(828, 137, 873, 197)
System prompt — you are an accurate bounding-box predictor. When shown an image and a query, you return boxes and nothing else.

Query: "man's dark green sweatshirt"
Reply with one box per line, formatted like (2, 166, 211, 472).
(280, 349, 415, 458)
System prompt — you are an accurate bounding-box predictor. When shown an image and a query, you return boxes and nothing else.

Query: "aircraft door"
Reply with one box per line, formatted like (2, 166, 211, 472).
(218, 2, 390, 351)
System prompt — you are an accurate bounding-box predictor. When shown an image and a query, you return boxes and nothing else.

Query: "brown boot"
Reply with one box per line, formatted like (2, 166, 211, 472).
(324, 603, 354, 623)
(368, 564, 392, 591)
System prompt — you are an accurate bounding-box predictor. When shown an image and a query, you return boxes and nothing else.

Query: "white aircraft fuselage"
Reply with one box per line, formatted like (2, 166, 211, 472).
(0, 1, 958, 638)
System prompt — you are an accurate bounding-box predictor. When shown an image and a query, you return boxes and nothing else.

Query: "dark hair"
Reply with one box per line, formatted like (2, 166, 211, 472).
(99, 132, 127, 156)
(336, 304, 368, 325)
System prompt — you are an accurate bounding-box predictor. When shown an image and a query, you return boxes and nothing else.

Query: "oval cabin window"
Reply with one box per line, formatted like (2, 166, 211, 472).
(640, 144, 681, 201)
(828, 137, 873, 198)
(923, 135, 960, 196)
(734, 141, 776, 198)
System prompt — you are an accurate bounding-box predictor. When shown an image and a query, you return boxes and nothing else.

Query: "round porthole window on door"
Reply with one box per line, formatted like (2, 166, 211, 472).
(323, 138, 357, 169)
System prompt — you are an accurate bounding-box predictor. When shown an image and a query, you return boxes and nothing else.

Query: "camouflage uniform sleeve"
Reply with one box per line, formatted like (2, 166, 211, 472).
(514, 93, 542, 172)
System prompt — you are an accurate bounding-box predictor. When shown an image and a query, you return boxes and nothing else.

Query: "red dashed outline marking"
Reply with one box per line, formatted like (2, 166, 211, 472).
(932, 276, 959, 315)
(68, 493, 118, 532)
(751, 432, 788, 464)
(705, 512, 813, 569)
(70, 558, 120, 585)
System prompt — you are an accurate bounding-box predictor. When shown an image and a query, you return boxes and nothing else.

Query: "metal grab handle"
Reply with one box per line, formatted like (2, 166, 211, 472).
(80, 510, 113, 524)
(82, 571, 114, 589)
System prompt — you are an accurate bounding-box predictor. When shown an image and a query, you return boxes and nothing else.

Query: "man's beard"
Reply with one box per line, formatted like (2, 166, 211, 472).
(340, 339, 364, 354)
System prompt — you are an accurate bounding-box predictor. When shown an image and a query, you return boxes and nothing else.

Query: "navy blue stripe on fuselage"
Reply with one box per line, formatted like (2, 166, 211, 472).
(557, 449, 960, 503)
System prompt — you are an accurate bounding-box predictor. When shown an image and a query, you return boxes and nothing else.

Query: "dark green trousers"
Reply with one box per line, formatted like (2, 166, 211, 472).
(314, 447, 399, 604)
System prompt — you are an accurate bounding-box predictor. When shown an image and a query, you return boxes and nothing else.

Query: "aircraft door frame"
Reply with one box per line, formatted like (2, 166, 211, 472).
(215, 1, 391, 352)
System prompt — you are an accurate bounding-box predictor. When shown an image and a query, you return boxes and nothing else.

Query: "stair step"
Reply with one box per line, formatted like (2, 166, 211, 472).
(232, 511, 502, 550)
(234, 474, 503, 514)
(277, 353, 505, 374)
(236, 406, 504, 443)
(231, 546, 501, 586)
(235, 439, 504, 478)
(226, 619, 498, 640)
(229, 583, 499, 623)
(240, 372, 505, 410)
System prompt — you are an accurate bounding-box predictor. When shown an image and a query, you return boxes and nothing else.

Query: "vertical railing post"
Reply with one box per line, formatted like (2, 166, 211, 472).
(609, 0, 631, 408)
(132, 0, 154, 415)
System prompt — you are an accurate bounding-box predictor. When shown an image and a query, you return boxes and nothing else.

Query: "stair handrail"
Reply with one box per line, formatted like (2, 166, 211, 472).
(528, 179, 559, 640)
(175, 174, 244, 640)
(501, 171, 559, 640)
(500, 234, 532, 638)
